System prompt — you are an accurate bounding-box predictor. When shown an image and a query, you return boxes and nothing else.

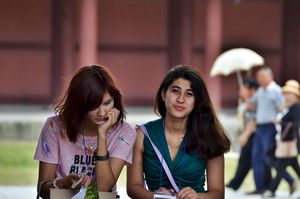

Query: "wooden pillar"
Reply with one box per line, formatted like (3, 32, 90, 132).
(51, 0, 75, 100)
(204, 0, 223, 110)
(78, 0, 98, 66)
(281, 0, 300, 83)
(168, 0, 194, 67)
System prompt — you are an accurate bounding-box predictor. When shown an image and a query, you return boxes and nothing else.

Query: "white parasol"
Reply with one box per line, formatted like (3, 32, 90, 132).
(210, 48, 264, 87)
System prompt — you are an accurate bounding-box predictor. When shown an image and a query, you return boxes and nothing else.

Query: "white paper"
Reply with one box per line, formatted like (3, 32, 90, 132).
(71, 187, 87, 199)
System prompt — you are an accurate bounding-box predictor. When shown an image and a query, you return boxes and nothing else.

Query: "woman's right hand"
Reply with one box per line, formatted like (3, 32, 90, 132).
(98, 108, 120, 138)
(239, 86, 249, 100)
(55, 173, 81, 189)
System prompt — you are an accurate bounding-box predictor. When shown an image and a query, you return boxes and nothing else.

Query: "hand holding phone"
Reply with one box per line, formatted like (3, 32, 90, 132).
(153, 193, 176, 199)
(71, 170, 88, 189)
(153, 187, 176, 199)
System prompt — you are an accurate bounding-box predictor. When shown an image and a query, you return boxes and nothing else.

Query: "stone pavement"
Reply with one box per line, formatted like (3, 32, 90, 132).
(0, 186, 299, 199)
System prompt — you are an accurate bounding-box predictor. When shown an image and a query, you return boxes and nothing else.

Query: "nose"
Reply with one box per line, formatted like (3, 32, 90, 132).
(176, 93, 185, 103)
(97, 105, 106, 116)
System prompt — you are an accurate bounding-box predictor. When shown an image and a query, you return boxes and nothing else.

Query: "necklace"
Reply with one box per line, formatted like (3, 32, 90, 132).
(81, 130, 96, 156)
(86, 145, 94, 155)
(161, 120, 187, 190)
(168, 144, 181, 152)
(165, 126, 184, 153)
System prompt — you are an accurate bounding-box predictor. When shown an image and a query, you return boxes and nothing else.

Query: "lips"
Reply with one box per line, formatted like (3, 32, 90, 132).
(174, 105, 185, 111)
(95, 117, 106, 122)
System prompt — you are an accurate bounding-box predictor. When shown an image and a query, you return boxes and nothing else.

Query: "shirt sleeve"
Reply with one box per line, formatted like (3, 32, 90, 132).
(249, 108, 257, 120)
(274, 89, 284, 109)
(250, 90, 258, 106)
(34, 117, 60, 164)
(109, 123, 137, 165)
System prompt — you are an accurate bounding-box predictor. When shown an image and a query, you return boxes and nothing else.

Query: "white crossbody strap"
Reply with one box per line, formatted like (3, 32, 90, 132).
(139, 125, 180, 193)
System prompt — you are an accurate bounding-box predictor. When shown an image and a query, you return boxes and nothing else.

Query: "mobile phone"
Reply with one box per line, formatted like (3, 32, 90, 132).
(153, 193, 176, 199)
(71, 170, 88, 189)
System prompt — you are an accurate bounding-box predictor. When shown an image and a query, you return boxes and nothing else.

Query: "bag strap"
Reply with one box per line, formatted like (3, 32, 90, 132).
(281, 122, 293, 140)
(139, 125, 180, 193)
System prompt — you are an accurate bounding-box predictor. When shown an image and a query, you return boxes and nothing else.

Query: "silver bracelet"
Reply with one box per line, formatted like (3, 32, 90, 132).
(53, 177, 62, 188)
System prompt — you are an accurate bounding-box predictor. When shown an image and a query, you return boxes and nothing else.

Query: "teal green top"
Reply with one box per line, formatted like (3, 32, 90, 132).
(143, 119, 206, 192)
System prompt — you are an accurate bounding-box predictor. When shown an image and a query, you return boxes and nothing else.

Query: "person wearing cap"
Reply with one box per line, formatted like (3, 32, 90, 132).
(263, 80, 300, 198)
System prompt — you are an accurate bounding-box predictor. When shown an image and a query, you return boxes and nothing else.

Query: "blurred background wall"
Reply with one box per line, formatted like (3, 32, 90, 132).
(0, 0, 299, 108)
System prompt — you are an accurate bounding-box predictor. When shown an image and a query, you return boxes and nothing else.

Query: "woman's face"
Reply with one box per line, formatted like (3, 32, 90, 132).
(86, 91, 114, 126)
(283, 92, 299, 107)
(163, 78, 195, 120)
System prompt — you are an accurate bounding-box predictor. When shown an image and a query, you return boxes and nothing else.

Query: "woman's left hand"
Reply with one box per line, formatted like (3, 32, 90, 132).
(177, 187, 201, 199)
(98, 108, 120, 138)
(156, 187, 175, 195)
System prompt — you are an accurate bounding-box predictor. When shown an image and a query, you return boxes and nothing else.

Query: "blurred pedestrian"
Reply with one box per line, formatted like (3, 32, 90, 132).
(247, 67, 295, 194)
(263, 80, 300, 198)
(226, 79, 258, 190)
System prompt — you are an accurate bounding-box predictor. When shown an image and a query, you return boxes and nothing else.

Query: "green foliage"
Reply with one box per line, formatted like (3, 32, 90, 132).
(85, 180, 98, 199)
(0, 140, 38, 185)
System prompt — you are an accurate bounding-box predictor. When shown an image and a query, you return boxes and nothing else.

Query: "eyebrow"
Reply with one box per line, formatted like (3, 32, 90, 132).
(103, 98, 113, 103)
(170, 85, 193, 92)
